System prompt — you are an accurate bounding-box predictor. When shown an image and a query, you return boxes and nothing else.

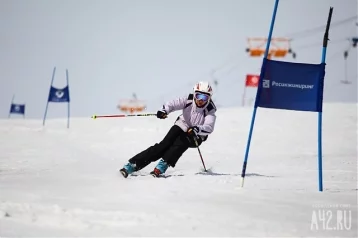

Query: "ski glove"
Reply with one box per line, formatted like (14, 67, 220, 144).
(187, 126, 200, 138)
(156, 110, 167, 119)
(187, 126, 202, 148)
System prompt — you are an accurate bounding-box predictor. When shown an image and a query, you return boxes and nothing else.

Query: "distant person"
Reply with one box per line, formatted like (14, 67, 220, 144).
(119, 81, 217, 178)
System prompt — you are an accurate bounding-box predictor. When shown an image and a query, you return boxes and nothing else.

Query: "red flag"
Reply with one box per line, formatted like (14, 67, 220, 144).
(245, 74, 260, 87)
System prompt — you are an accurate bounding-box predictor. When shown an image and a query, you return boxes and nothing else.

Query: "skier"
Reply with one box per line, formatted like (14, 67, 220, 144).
(119, 81, 217, 178)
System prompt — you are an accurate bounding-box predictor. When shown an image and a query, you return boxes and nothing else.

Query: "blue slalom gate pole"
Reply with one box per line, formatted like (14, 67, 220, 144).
(318, 7, 333, 192)
(240, 0, 280, 187)
(8, 94, 15, 118)
(43, 67, 56, 126)
(66, 69, 70, 129)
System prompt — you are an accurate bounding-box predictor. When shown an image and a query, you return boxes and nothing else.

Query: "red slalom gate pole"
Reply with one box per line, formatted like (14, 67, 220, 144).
(91, 113, 157, 119)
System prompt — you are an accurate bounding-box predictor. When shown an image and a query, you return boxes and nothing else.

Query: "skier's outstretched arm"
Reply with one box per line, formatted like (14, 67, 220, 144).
(161, 96, 188, 114)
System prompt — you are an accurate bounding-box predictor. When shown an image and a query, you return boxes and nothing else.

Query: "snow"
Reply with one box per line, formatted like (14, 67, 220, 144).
(0, 103, 357, 237)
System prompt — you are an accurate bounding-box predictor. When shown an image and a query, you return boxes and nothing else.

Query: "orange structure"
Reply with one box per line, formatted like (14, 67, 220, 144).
(117, 93, 146, 114)
(117, 100, 146, 113)
(246, 37, 293, 59)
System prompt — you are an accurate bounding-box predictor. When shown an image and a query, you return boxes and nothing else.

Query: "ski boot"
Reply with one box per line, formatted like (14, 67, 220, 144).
(119, 162, 136, 178)
(150, 159, 169, 178)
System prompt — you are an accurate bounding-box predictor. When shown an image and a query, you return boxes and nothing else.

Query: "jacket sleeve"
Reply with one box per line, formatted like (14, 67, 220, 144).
(161, 95, 188, 113)
(198, 109, 216, 136)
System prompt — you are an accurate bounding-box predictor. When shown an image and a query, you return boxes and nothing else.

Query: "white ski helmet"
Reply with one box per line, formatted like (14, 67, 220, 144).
(193, 81, 213, 97)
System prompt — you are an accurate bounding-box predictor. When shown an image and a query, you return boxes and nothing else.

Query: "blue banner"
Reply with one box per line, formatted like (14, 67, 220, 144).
(241, 1, 333, 192)
(43, 67, 71, 128)
(256, 58, 326, 112)
(48, 86, 70, 103)
(10, 104, 25, 115)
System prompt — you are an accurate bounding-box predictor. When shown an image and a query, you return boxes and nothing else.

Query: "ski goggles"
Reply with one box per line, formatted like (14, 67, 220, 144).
(194, 92, 210, 102)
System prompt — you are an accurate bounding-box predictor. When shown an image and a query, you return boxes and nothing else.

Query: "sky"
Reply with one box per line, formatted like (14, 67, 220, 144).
(0, 0, 357, 119)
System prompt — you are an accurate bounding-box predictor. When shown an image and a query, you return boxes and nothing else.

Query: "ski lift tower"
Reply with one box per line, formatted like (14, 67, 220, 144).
(341, 37, 358, 84)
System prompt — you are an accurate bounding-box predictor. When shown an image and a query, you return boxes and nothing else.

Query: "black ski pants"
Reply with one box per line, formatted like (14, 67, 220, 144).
(128, 125, 202, 170)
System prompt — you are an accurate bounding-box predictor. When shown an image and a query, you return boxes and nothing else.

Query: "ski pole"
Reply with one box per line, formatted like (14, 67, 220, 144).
(189, 129, 207, 172)
(91, 113, 156, 119)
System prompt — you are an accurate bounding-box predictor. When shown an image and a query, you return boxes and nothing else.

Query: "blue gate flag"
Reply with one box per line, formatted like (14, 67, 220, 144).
(240, 0, 333, 192)
(10, 104, 25, 115)
(256, 59, 326, 112)
(43, 67, 71, 128)
(48, 86, 70, 103)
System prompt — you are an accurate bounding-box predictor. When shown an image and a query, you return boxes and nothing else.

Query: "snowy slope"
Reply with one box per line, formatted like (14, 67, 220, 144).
(0, 103, 357, 237)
